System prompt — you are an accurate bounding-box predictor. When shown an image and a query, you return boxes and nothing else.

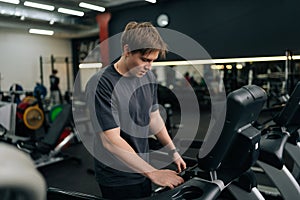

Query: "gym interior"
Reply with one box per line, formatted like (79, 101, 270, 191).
(0, 0, 299, 199)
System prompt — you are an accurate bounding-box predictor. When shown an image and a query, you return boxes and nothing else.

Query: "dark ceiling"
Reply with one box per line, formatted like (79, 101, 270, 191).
(0, 0, 151, 38)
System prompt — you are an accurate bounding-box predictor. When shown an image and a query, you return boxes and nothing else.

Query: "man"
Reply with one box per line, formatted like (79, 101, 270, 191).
(86, 21, 186, 199)
(49, 69, 61, 105)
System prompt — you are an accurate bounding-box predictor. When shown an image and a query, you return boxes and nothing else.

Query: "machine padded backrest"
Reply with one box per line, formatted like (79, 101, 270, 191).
(274, 82, 300, 128)
(41, 104, 72, 147)
(197, 85, 267, 171)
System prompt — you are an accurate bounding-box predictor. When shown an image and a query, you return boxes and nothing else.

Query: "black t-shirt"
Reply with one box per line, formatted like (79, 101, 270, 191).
(50, 74, 59, 91)
(85, 64, 158, 186)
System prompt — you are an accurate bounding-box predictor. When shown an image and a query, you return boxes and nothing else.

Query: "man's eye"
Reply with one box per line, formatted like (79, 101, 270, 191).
(142, 58, 153, 62)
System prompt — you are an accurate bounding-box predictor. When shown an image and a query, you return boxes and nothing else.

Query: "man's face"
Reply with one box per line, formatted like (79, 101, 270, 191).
(125, 51, 159, 77)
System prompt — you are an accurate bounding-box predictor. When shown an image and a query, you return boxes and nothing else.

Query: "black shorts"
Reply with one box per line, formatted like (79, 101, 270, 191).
(99, 178, 152, 199)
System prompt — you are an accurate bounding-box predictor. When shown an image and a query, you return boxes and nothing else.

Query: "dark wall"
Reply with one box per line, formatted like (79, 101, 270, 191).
(109, 0, 300, 59)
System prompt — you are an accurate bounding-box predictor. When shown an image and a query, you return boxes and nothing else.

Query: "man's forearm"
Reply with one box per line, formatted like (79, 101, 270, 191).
(155, 129, 176, 150)
(99, 130, 156, 175)
(149, 110, 176, 150)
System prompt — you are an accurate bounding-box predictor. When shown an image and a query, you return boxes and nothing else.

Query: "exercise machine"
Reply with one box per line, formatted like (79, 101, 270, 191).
(0, 101, 17, 140)
(254, 82, 300, 199)
(149, 85, 267, 199)
(0, 101, 78, 167)
(15, 96, 45, 137)
(275, 81, 300, 180)
(17, 103, 79, 167)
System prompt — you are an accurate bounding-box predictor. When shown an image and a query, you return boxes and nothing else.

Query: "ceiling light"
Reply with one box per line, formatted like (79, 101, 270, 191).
(29, 29, 54, 36)
(226, 65, 232, 70)
(145, 0, 156, 3)
(152, 55, 297, 66)
(24, 1, 55, 11)
(20, 15, 25, 20)
(49, 19, 55, 25)
(210, 65, 224, 70)
(79, 2, 105, 12)
(0, 0, 20, 5)
(293, 55, 300, 60)
(79, 63, 102, 69)
(58, 8, 84, 17)
(236, 64, 243, 69)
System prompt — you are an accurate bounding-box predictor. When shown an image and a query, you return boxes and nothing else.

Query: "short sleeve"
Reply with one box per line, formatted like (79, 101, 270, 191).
(85, 73, 119, 133)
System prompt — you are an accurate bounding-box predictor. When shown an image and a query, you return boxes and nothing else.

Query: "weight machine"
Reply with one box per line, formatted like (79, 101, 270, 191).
(0, 101, 79, 168)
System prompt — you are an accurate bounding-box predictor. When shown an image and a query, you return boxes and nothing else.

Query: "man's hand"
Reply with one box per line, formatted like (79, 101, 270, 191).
(172, 152, 186, 173)
(145, 169, 184, 189)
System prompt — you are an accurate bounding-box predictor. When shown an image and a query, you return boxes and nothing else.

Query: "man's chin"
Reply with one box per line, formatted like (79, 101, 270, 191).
(136, 72, 146, 77)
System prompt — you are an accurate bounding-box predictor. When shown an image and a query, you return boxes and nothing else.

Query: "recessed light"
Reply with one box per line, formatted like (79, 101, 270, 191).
(24, 1, 55, 11)
(79, 63, 103, 69)
(79, 2, 105, 12)
(0, 0, 20, 5)
(29, 29, 54, 36)
(58, 8, 84, 17)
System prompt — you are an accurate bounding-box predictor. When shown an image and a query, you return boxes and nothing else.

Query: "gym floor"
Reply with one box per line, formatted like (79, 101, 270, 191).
(38, 142, 101, 197)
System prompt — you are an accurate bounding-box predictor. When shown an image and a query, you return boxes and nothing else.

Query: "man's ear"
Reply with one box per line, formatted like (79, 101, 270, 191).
(123, 44, 130, 56)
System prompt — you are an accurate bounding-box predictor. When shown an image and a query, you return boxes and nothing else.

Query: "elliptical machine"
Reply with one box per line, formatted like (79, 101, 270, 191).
(148, 85, 267, 199)
(254, 82, 300, 199)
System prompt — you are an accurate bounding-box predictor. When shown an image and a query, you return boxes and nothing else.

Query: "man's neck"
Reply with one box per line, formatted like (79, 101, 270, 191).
(115, 57, 130, 77)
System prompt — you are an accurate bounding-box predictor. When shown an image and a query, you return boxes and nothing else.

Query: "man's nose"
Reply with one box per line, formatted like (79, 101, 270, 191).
(145, 63, 152, 70)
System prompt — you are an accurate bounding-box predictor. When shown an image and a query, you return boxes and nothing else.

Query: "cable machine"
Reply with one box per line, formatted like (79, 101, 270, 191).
(39, 55, 73, 103)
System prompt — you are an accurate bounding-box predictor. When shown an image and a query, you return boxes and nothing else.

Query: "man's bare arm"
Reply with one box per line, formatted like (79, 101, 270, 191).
(149, 110, 187, 172)
(100, 127, 184, 188)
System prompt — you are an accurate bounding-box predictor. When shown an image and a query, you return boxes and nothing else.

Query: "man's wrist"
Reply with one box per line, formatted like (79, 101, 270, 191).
(143, 169, 157, 179)
(168, 148, 179, 157)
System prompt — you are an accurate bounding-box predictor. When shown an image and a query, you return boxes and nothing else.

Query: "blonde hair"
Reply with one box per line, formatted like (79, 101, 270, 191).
(121, 21, 167, 58)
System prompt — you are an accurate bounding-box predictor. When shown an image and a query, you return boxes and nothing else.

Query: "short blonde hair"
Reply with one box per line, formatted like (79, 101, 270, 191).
(121, 21, 167, 58)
